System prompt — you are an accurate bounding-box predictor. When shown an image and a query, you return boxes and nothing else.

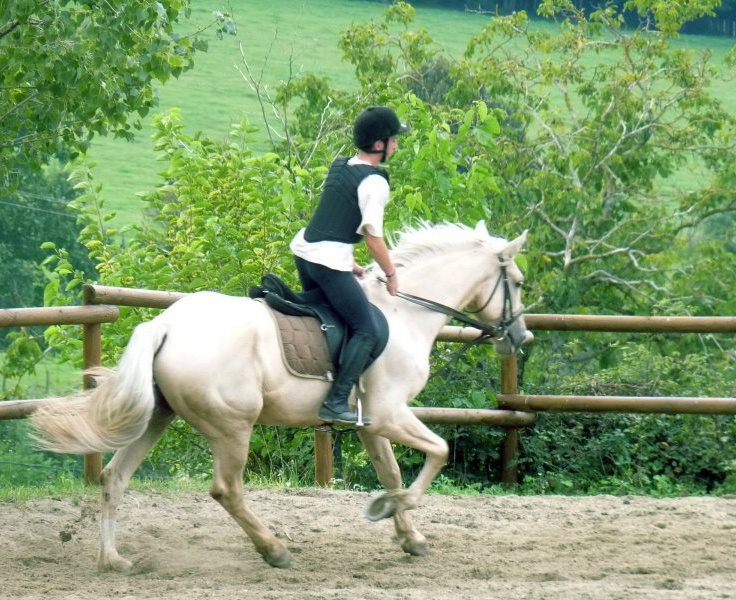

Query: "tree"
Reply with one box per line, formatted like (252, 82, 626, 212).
(336, 0, 736, 318)
(0, 160, 94, 309)
(0, 0, 225, 413)
(0, 0, 211, 192)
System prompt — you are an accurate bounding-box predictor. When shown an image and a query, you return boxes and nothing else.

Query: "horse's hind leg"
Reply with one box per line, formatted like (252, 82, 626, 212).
(357, 430, 430, 557)
(98, 407, 174, 572)
(207, 426, 293, 569)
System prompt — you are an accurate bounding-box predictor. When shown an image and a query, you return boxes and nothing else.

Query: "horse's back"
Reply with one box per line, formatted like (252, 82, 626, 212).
(156, 291, 270, 341)
(151, 292, 279, 418)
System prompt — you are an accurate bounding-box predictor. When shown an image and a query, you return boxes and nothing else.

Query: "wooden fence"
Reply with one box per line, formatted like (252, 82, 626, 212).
(2, 285, 735, 486)
(496, 313, 736, 483)
(0, 302, 119, 483)
(0, 285, 532, 484)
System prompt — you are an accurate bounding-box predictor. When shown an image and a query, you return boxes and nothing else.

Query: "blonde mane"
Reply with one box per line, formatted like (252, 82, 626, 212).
(387, 222, 504, 268)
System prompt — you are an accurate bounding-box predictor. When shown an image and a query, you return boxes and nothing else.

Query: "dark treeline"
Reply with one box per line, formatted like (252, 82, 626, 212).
(389, 0, 736, 37)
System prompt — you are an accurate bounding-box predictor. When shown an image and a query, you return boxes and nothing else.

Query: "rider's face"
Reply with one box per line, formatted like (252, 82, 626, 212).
(379, 136, 398, 161)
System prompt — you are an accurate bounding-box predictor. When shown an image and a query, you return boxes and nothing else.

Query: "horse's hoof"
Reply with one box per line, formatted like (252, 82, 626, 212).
(401, 538, 430, 557)
(262, 549, 293, 569)
(366, 494, 398, 521)
(98, 554, 133, 573)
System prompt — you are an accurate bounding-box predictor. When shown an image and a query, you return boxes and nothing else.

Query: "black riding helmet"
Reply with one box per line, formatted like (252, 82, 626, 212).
(353, 106, 410, 159)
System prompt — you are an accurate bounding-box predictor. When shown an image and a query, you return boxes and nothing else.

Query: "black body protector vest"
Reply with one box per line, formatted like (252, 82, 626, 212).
(304, 157, 389, 244)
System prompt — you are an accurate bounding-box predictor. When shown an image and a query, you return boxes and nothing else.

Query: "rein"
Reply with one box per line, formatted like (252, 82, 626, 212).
(378, 260, 519, 340)
(377, 261, 524, 379)
(394, 289, 502, 336)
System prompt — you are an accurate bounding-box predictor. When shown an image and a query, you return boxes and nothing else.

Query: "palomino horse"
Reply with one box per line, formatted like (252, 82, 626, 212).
(30, 221, 532, 570)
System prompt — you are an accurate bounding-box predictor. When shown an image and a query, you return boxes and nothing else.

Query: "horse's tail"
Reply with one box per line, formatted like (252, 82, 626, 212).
(30, 320, 168, 454)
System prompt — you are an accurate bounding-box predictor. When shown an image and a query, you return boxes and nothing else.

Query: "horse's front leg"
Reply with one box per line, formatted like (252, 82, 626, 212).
(357, 430, 429, 557)
(366, 407, 448, 522)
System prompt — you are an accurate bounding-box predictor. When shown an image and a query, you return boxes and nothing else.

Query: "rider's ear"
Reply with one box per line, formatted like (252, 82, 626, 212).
(474, 221, 489, 236)
(500, 229, 528, 259)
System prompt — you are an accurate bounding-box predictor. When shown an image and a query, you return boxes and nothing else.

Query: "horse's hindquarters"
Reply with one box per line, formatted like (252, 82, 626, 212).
(152, 292, 329, 428)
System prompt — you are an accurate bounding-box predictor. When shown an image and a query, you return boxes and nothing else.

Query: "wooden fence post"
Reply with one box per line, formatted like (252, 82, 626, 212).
(314, 426, 333, 486)
(82, 288, 103, 484)
(499, 354, 520, 485)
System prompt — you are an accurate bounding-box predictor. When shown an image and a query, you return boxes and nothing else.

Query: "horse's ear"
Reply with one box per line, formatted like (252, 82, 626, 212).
(500, 229, 528, 259)
(474, 221, 489, 236)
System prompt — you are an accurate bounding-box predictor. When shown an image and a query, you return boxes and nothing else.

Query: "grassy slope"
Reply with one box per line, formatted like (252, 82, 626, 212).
(88, 0, 735, 227)
(0, 350, 81, 405)
(88, 0, 490, 226)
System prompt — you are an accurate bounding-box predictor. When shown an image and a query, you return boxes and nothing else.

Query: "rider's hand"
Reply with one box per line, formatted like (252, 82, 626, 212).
(352, 264, 366, 279)
(386, 273, 398, 296)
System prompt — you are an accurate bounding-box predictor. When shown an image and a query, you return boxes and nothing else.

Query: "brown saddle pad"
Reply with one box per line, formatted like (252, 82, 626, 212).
(267, 308, 336, 380)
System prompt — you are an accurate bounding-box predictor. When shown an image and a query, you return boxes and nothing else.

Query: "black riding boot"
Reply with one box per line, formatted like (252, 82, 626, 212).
(319, 332, 376, 425)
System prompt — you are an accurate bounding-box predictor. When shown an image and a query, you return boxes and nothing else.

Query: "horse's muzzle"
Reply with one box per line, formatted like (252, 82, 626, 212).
(493, 315, 534, 355)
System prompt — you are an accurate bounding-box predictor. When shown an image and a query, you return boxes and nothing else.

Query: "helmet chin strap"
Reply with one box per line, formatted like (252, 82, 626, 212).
(363, 139, 389, 163)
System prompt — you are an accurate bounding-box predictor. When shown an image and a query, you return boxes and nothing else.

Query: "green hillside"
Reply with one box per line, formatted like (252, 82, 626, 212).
(87, 0, 492, 226)
(88, 0, 736, 227)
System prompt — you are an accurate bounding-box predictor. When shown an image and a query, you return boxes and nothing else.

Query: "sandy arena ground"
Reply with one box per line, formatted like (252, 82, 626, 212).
(1, 487, 735, 599)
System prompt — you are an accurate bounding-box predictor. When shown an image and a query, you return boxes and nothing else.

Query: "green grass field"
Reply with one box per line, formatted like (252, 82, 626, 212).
(88, 0, 494, 225)
(87, 0, 736, 227)
(1, 353, 81, 399)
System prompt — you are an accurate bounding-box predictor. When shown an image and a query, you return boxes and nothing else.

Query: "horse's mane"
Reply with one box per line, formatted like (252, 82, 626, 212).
(387, 222, 504, 268)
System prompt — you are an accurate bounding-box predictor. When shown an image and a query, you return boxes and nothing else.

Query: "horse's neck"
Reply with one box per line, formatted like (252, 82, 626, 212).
(395, 248, 492, 342)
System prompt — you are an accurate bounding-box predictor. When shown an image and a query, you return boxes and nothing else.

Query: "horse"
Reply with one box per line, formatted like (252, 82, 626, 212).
(29, 221, 532, 571)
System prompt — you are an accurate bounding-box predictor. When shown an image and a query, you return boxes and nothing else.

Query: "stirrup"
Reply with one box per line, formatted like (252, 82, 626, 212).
(318, 404, 371, 426)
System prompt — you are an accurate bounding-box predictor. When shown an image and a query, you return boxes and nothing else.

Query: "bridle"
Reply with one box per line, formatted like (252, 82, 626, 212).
(378, 256, 526, 351)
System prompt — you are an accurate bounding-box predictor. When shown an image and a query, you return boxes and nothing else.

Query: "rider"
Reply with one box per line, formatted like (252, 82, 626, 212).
(290, 106, 410, 424)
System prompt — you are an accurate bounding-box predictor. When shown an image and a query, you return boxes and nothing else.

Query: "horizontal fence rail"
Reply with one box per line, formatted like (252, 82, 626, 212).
(411, 407, 536, 426)
(0, 305, 119, 328)
(0, 399, 54, 420)
(0, 397, 535, 426)
(497, 395, 736, 415)
(525, 313, 736, 333)
(4, 285, 735, 486)
(84, 284, 185, 309)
